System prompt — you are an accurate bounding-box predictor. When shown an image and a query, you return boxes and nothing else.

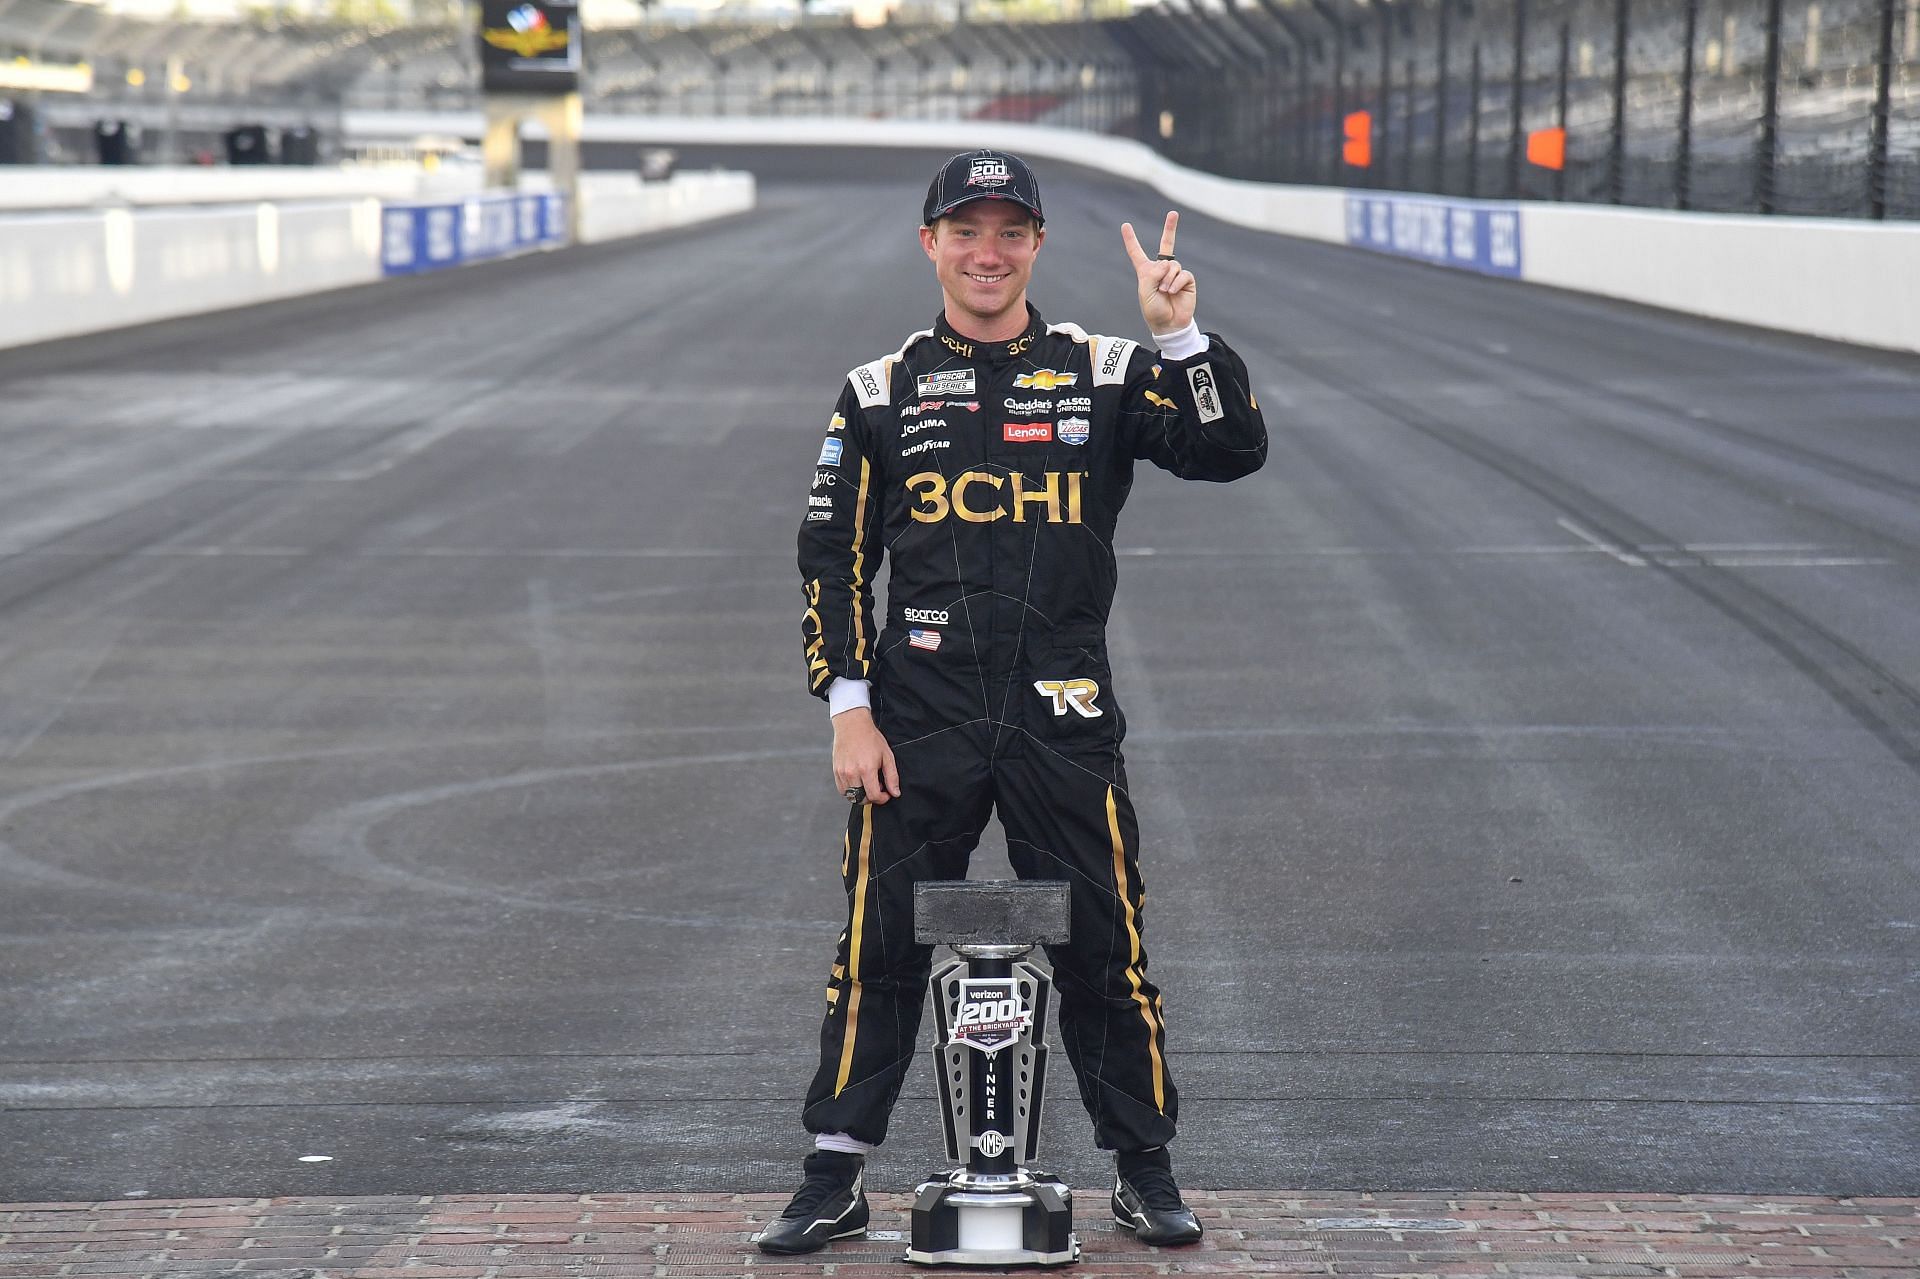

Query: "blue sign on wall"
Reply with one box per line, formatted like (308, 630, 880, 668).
(381, 192, 566, 276)
(1343, 195, 1523, 278)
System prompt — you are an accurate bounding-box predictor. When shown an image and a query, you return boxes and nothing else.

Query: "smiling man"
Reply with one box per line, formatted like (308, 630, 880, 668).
(761, 149, 1268, 1257)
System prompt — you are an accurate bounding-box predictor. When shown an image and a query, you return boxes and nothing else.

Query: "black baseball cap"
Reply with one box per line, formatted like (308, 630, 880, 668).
(923, 149, 1045, 227)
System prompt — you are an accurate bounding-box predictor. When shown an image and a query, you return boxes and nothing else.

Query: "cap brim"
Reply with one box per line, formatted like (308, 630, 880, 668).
(925, 192, 1044, 225)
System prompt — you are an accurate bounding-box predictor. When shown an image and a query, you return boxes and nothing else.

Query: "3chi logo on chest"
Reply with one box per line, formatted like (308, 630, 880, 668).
(905, 470, 1086, 524)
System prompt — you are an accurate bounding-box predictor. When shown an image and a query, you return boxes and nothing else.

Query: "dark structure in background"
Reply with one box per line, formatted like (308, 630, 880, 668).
(94, 119, 139, 164)
(0, 99, 46, 165)
(478, 0, 581, 94)
(225, 124, 274, 165)
(279, 125, 320, 164)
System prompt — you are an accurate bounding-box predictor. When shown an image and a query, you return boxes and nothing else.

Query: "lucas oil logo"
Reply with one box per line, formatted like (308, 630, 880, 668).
(1058, 416, 1090, 445)
(1014, 369, 1078, 391)
(950, 976, 1031, 1054)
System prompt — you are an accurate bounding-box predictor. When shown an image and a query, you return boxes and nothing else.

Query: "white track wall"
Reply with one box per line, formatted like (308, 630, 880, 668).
(347, 112, 1920, 356)
(0, 170, 754, 351)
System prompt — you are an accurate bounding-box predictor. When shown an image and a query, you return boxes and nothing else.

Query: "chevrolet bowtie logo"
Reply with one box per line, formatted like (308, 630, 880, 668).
(1013, 369, 1078, 391)
(483, 25, 570, 57)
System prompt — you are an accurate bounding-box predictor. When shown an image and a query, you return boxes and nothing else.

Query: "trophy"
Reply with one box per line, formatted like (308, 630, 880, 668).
(905, 880, 1080, 1267)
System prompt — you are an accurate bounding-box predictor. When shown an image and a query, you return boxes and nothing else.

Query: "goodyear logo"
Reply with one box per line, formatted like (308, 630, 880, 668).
(1014, 369, 1078, 391)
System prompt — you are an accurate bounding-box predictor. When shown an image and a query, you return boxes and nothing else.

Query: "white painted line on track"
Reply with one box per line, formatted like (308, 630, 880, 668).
(1555, 517, 1649, 566)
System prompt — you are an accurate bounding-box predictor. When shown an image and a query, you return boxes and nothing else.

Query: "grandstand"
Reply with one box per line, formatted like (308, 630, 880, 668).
(1, 0, 1914, 217)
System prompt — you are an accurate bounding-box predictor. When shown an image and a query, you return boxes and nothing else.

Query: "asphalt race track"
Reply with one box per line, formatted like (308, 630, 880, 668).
(2, 148, 1917, 1204)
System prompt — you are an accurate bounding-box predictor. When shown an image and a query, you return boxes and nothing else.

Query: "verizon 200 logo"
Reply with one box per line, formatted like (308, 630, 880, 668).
(949, 978, 1033, 1054)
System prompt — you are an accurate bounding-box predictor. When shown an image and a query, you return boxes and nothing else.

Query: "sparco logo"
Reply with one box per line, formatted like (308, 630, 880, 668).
(1004, 397, 1050, 414)
(1188, 362, 1224, 423)
(857, 367, 882, 400)
(901, 438, 951, 457)
(1100, 342, 1126, 378)
(903, 417, 947, 436)
(904, 607, 949, 625)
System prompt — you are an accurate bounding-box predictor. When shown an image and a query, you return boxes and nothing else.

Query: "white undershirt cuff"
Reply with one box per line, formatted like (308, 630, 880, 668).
(828, 677, 873, 717)
(1152, 320, 1209, 362)
(815, 1131, 876, 1155)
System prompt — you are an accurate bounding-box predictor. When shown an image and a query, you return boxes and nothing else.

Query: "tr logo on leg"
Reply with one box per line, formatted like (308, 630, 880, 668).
(1034, 679, 1101, 718)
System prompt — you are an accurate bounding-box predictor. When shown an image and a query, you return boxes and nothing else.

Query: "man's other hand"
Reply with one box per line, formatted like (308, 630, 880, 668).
(1120, 211, 1197, 336)
(832, 708, 902, 805)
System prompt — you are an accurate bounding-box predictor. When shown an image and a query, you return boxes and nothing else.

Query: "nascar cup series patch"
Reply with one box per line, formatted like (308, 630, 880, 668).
(918, 370, 976, 398)
(949, 976, 1032, 1055)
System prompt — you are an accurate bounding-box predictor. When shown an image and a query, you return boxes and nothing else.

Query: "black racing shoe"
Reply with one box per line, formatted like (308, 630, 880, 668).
(1112, 1147, 1203, 1246)
(753, 1150, 870, 1255)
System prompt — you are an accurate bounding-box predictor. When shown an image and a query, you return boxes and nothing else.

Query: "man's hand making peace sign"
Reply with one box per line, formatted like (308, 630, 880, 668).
(1120, 211, 1196, 335)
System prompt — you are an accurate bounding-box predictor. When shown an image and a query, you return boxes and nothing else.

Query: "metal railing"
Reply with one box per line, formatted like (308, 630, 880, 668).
(1128, 0, 1919, 220)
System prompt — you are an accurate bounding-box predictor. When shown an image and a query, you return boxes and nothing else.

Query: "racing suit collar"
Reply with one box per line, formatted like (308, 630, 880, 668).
(931, 304, 1045, 366)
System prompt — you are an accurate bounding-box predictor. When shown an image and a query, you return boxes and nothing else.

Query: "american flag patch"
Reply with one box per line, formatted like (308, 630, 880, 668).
(908, 628, 942, 652)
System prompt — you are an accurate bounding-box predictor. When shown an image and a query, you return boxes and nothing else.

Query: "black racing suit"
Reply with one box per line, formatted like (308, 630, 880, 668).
(796, 303, 1267, 1153)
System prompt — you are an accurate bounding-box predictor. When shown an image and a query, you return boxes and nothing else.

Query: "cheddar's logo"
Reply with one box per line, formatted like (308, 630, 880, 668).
(906, 470, 1085, 524)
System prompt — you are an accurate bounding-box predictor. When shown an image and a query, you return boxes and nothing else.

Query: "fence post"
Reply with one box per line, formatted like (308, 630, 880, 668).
(1555, 22, 1570, 202)
(1757, 0, 1783, 212)
(1296, 43, 1310, 183)
(1435, 0, 1452, 193)
(1378, 2, 1392, 189)
(1609, 0, 1629, 202)
(1404, 54, 1417, 190)
(1469, 41, 1482, 197)
(1677, 0, 1697, 208)
(1333, 14, 1347, 185)
(1869, 0, 1895, 218)
(1507, 0, 1526, 198)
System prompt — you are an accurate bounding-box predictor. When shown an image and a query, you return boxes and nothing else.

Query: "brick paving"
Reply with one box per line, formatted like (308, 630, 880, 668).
(2, 1191, 1916, 1279)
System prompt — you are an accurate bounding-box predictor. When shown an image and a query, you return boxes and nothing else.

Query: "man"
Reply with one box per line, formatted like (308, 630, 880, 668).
(759, 149, 1266, 1256)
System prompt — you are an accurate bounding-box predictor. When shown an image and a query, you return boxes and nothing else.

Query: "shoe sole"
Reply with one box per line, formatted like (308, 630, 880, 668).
(754, 1224, 867, 1256)
(1112, 1209, 1202, 1246)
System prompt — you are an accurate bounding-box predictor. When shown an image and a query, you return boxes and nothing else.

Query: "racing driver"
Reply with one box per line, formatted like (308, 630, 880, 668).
(757, 149, 1267, 1256)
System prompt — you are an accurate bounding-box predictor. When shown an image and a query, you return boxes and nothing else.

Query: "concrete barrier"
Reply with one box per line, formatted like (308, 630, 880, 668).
(0, 200, 384, 350)
(0, 170, 755, 351)
(345, 111, 1920, 355)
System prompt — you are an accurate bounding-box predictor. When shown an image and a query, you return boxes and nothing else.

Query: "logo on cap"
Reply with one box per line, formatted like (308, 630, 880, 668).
(968, 157, 1012, 188)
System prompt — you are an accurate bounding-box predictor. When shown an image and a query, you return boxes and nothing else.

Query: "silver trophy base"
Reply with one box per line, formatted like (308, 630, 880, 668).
(905, 1171, 1079, 1267)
